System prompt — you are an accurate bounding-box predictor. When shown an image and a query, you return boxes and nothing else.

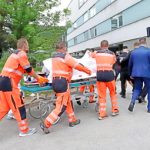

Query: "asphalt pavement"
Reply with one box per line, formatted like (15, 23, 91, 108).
(1, 82, 150, 150)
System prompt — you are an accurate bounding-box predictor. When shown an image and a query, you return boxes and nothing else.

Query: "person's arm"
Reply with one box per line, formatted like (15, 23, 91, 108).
(65, 54, 91, 75)
(18, 52, 49, 84)
(128, 53, 133, 77)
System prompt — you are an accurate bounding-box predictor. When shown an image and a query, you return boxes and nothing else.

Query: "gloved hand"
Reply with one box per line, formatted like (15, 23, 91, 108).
(37, 75, 49, 85)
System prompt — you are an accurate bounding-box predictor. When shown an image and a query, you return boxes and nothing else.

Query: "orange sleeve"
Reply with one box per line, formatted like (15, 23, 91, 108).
(18, 51, 35, 75)
(65, 54, 91, 75)
(65, 54, 79, 68)
(18, 52, 31, 69)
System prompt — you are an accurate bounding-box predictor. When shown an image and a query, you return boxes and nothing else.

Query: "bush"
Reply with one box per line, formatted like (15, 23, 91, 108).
(0, 51, 9, 71)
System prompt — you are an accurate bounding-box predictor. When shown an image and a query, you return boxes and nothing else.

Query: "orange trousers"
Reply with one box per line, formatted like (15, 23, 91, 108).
(97, 80, 119, 117)
(0, 80, 29, 133)
(79, 85, 94, 102)
(44, 87, 77, 128)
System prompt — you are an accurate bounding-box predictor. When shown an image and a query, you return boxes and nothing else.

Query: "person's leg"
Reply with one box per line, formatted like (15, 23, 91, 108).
(138, 85, 148, 103)
(120, 72, 126, 98)
(7, 87, 36, 136)
(0, 91, 10, 120)
(128, 77, 143, 112)
(44, 91, 68, 128)
(89, 84, 95, 103)
(66, 89, 80, 127)
(76, 85, 86, 105)
(107, 80, 119, 115)
(143, 78, 150, 112)
(97, 82, 107, 119)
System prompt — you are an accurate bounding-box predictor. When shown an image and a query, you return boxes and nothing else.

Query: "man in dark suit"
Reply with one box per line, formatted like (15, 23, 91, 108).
(128, 38, 150, 112)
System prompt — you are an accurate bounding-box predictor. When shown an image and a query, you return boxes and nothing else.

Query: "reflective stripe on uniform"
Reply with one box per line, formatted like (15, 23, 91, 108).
(20, 125, 28, 131)
(53, 71, 70, 75)
(100, 108, 106, 111)
(97, 53, 114, 57)
(97, 64, 112, 67)
(23, 65, 31, 69)
(100, 103, 106, 106)
(69, 118, 73, 122)
(3, 67, 23, 76)
(11, 54, 19, 59)
(68, 112, 75, 117)
(46, 117, 54, 124)
(51, 112, 58, 120)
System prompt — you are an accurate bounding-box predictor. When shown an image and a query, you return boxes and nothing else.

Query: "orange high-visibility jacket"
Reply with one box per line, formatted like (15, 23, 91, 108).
(91, 49, 116, 71)
(1, 50, 34, 85)
(52, 52, 90, 81)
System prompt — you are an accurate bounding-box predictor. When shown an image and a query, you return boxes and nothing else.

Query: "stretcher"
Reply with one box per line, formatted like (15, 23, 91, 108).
(21, 79, 98, 119)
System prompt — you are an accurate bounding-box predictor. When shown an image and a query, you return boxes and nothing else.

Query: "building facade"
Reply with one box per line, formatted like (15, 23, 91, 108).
(67, 0, 150, 53)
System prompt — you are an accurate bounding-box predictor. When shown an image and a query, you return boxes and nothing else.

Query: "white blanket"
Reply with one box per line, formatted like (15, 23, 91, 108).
(43, 51, 96, 82)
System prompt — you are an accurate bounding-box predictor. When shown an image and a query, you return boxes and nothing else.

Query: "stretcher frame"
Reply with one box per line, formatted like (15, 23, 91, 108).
(21, 79, 98, 119)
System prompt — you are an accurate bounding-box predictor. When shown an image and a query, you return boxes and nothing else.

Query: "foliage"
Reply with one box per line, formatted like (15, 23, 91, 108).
(0, 0, 70, 53)
(0, 51, 9, 71)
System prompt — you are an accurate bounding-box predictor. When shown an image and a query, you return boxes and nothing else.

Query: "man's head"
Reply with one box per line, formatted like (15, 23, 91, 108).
(139, 37, 147, 45)
(17, 38, 29, 53)
(133, 42, 140, 48)
(123, 46, 129, 53)
(100, 40, 109, 50)
(56, 41, 67, 52)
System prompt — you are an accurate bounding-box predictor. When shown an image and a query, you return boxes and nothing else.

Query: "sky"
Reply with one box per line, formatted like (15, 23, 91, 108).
(60, 0, 71, 9)
(59, 0, 71, 25)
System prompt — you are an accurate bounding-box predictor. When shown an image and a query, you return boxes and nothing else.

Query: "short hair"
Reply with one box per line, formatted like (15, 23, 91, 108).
(55, 41, 66, 50)
(134, 42, 140, 47)
(139, 37, 147, 45)
(123, 46, 128, 49)
(17, 38, 28, 49)
(101, 40, 109, 48)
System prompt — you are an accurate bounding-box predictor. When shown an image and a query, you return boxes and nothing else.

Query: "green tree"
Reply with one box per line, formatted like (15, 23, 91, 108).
(0, 0, 70, 53)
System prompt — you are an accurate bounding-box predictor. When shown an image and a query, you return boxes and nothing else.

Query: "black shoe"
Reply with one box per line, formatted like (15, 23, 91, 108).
(119, 92, 123, 95)
(138, 96, 147, 103)
(128, 103, 135, 112)
(147, 110, 150, 113)
(76, 101, 81, 105)
(40, 122, 50, 134)
(69, 119, 80, 127)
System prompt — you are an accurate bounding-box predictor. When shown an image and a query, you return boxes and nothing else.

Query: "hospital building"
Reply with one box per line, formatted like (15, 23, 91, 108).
(67, 0, 150, 54)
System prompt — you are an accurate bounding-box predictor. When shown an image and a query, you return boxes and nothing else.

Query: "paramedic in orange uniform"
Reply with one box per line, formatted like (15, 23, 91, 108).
(91, 40, 119, 120)
(0, 38, 48, 137)
(79, 84, 95, 103)
(40, 42, 91, 134)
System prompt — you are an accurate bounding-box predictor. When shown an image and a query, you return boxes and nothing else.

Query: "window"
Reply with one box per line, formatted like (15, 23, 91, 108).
(89, 5, 96, 18)
(68, 39, 74, 47)
(90, 27, 97, 38)
(110, 0, 115, 3)
(79, 0, 88, 8)
(84, 30, 89, 41)
(73, 22, 77, 29)
(83, 11, 89, 22)
(111, 14, 123, 30)
(74, 16, 84, 29)
(76, 34, 84, 44)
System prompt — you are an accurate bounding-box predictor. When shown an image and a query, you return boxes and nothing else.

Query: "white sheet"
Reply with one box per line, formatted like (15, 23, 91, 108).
(43, 51, 96, 82)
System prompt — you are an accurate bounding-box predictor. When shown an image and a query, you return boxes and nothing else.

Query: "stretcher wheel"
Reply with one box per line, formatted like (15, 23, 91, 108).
(29, 97, 51, 119)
